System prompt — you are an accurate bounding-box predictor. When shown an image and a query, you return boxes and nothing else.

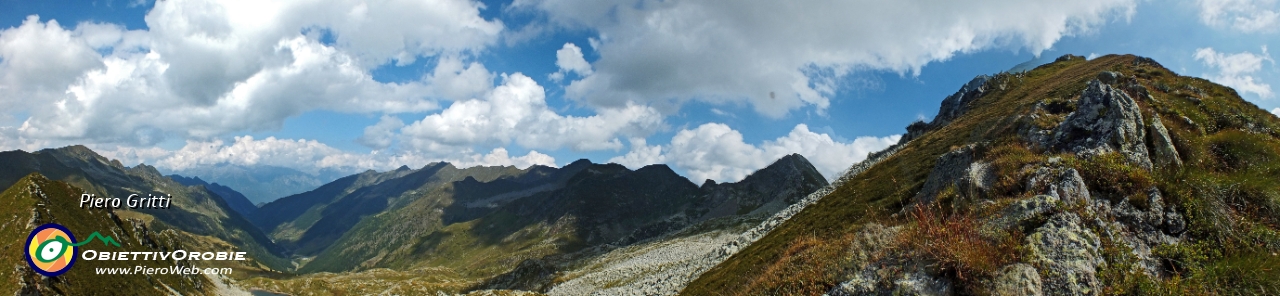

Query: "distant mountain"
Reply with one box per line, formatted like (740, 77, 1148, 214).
(246, 153, 825, 286)
(169, 174, 258, 217)
(169, 164, 346, 205)
(0, 146, 290, 271)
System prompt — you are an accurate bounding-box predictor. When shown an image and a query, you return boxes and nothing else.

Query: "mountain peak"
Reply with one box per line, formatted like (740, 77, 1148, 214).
(746, 153, 825, 184)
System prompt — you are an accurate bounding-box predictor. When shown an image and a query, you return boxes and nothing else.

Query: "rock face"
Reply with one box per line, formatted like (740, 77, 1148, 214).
(1053, 79, 1152, 169)
(1025, 163, 1092, 205)
(984, 194, 1059, 234)
(989, 263, 1044, 296)
(932, 75, 992, 129)
(914, 144, 995, 206)
(1147, 115, 1183, 168)
(1025, 213, 1104, 296)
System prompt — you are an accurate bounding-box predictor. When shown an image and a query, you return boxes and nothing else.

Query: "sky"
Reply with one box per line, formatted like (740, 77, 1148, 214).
(0, 0, 1278, 184)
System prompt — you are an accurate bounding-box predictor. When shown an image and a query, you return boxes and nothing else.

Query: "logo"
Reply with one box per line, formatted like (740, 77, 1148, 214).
(25, 223, 77, 276)
(25, 223, 120, 276)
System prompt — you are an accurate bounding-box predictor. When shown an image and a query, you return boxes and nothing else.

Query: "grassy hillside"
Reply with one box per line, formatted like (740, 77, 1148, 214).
(685, 54, 1280, 295)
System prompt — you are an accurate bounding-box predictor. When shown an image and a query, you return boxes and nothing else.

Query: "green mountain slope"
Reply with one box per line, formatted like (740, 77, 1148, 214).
(300, 155, 825, 275)
(0, 146, 290, 272)
(0, 173, 214, 295)
(170, 174, 259, 217)
(686, 54, 1280, 295)
(241, 154, 828, 294)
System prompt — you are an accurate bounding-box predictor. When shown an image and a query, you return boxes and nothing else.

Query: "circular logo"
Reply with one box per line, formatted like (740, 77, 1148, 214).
(25, 223, 77, 276)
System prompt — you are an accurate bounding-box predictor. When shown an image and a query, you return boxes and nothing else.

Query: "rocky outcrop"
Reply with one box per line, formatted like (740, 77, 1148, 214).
(932, 75, 992, 129)
(1025, 212, 1104, 296)
(1147, 115, 1183, 168)
(1052, 79, 1152, 170)
(913, 144, 995, 206)
(984, 194, 1059, 235)
(1096, 71, 1122, 85)
(1090, 187, 1185, 276)
(1025, 161, 1092, 205)
(828, 224, 953, 296)
(988, 263, 1043, 296)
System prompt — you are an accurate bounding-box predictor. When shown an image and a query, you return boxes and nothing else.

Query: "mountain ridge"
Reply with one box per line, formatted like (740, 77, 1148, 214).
(685, 54, 1280, 295)
(169, 174, 258, 217)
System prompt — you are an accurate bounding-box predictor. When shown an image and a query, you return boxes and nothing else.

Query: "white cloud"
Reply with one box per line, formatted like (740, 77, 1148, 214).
(0, 17, 104, 111)
(612, 123, 899, 183)
(0, 0, 503, 145)
(426, 56, 494, 101)
(516, 0, 1137, 117)
(452, 147, 557, 169)
(1194, 47, 1274, 99)
(97, 136, 557, 176)
(401, 73, 664, 152)
(608, 137, 666, 169)
(1272, 107, 1280, 116)
(550, 42, 591, 81)
(1198, 0, 1280, 33)
(357, 115, 406, 149)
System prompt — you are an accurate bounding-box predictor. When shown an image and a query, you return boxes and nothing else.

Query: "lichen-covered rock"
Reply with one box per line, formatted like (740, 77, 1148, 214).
(1026, 164, 1093, 205)
(1090, 187, 1184, 276)
(985, 195, 1060, 234)
(989, 263, 1043, 296)
(1052, 79, 1152, 170)
(1148, 115, 1183, 168)
(829, 261, 953, 296)
(914, 144, 994, 206)
(1025, 213, 1103, 296)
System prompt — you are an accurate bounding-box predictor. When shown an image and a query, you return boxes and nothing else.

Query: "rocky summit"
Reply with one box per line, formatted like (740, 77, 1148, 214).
(686, 54, 1280, 295)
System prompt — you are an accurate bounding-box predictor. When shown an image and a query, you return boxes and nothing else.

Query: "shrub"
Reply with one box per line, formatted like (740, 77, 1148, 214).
(1069, 153, 1154, 207)
(902, 206, 1020, 283)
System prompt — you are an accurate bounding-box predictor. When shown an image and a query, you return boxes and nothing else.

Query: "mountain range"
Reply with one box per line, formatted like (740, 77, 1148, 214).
(168, 164, 347, 205)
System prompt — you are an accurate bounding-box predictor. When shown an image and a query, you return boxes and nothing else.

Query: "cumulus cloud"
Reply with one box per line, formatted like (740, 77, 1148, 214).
(451, 147, 557, 169)
(1197, 0, 1279, 33)
(515, 0, 1137, 117)
(357, 115, 406, 149)
(611, 123, 899, 183)
(550, 42, 591, 81)
(1194, 47, 1275, 99)
(426, 56, 495, 101)
(401, 73, 664, 152)
(0, 0, 502, 146)
(97, 135, 557, 175)
(1272, 107, 1280, 116)
(0, 17, 105, 111)
(609, 137, 667, 169)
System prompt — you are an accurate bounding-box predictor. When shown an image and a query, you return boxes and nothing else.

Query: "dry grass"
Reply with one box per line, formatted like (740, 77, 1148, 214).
(903, 205, 1021, 284)
(736, 233, 852, 296)
(984, 143, 1043, 197)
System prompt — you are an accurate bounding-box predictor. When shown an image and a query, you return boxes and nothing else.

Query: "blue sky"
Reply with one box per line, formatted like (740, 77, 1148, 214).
(1, 0, 1277, 184)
